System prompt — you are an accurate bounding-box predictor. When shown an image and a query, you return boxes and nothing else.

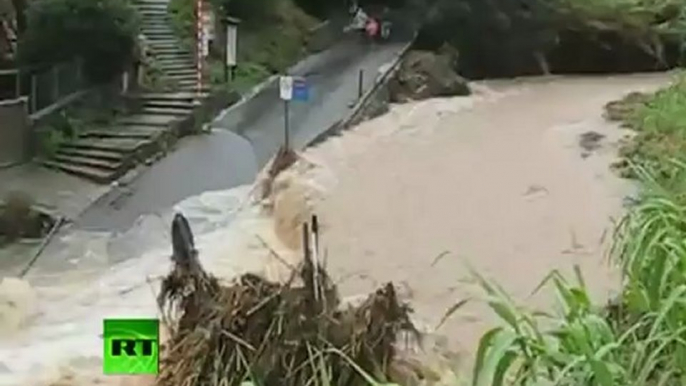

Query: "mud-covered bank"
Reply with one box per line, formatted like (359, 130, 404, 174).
(414, 0, 686, 78)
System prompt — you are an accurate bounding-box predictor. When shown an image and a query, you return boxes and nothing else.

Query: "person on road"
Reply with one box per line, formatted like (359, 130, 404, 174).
(365, 17, 379, 42)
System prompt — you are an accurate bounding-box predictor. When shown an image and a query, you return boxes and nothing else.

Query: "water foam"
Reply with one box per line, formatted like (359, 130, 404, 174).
(0, 184, 276, 386)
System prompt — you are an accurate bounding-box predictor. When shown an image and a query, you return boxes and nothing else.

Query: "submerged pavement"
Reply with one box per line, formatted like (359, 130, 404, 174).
(75, 37, 409, 233)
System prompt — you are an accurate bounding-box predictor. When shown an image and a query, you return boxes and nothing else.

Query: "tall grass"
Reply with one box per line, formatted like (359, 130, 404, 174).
(473, 81, 686, 386)
(619, 74, 686, 179)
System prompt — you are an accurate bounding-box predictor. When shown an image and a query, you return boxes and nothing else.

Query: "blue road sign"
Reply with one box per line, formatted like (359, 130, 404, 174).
(292, 77, 309, 102)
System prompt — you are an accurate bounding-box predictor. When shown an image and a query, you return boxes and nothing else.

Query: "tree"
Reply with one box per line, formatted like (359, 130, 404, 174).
(17, 0, 139, 82)
(10, 0, 25, 33)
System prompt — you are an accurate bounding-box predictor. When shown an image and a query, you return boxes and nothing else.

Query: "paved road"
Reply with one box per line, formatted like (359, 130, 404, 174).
(75, 37, 409, 232)
(216, 38, 407, 168)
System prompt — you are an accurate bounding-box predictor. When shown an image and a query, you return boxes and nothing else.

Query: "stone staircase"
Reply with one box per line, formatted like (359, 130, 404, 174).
(136, 0, 203, 91)
(40, 0, 211, 184)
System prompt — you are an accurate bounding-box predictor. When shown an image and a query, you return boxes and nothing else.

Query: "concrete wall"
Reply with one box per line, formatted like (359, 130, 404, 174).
(0, 98, 30, 165)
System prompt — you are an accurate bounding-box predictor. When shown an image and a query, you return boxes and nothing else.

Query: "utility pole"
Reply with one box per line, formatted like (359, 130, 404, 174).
(284, 100, 290, 150)
(195, 0, 204, 95)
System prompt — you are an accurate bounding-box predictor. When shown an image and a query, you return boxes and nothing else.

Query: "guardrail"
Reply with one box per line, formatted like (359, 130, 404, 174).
(307, 35, 416, 148)
(0, 59, 84, 116)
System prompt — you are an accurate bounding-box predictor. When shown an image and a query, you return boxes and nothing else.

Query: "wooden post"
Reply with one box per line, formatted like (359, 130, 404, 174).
(358, 68, 364, 99)
(284, 100, 290, 150)
(15, 70, 21, 99)
(52, 65, 59, 102)
(30, 74, 37, 113)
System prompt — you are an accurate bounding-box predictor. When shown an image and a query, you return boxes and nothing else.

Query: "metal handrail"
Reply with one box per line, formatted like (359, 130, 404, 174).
(0, 58, 84, 114)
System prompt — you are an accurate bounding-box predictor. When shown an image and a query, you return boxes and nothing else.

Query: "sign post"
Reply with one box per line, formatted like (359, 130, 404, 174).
(279, 75, 309, 150)
(279, 76, 293, 149)
(224, 16, 240, 83)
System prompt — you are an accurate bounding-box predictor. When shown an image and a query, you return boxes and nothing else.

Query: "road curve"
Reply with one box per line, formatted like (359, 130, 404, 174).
(75, 37, 410, 232)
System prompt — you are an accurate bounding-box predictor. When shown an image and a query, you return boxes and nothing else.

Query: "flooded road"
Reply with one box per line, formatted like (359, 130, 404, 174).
(0, 73, 675, 385)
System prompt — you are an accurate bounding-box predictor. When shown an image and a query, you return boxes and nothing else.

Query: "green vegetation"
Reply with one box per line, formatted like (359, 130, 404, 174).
(470, 76, 686, 385)
(416, 0, 686, 77)
(37, 102, 126, 157)
(168, 0, 317, 91)
(608, 74, 686, 180)
(0, 191, 53, 245)
(17, 0, 139, 82)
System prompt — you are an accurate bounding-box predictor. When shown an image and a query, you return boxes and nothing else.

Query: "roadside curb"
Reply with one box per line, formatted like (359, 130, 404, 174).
(212, 75, 281, 124)
(305, 37, 416, 149)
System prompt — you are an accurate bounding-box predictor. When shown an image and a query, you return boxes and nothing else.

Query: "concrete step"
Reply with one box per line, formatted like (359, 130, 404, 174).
(134, 0, 169, 4)
(141, 99, 200, 109)
(142, 25, 174, 31)
(141, 107, 191, 116)
(155, 50, 193, 56)
(149, 42, 187, 49)
(137, 7, 167, 13)
(41, 160, 120, 184)
(167, 73, 198, 82)
(140, 20, 169, 25)
(146, 35, 179, 42)
(130, 92, 207, 102)
(156, 57, 194, 64)
(158, 61, 195, 68)
(52, 153, 124, 171)
(152, 50, 190, 57)
(61, 138, 145, 153)
(79, 128, 157, 140)
(141, 26, 171, 31)
(162, 69, 197, 77)
(143, 31, 175, 37)
(140, 16, 171, 24)
(140, 21, 171, 27)
(56, 147, 124, 163)
(149, 45, 188, 53)
(139, 10, 168, 16)
(156, 58, 195, 66)
(140, 17, 170, 22)
(116, 114, 178, 127)
(142, 29, 175, 36)
(169, 76, 199, 84)
(177, 84, 211, 92)
(134, 0, 169, 5)
(156, 54, 194, 61)
(136, 3, 167, 9)
(157, 61, 195, 69)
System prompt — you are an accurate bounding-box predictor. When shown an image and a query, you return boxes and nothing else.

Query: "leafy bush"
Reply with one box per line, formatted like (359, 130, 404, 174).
(209, 0, 278, 22)
(168, 0, 194, 47)
(0, 191, 35, 242)
(18, 0, 139, 83)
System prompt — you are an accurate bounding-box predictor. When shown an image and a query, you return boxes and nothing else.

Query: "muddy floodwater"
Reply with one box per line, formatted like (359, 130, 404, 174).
(0, 73, 675, 385)
(301, 73, 673, 367)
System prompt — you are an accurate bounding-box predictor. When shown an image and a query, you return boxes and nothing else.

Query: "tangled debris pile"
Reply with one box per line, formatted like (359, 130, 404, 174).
(156, 213, 419, 386)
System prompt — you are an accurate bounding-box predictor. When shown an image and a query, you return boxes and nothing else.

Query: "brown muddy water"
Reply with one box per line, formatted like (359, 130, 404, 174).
(300, 73, 674, 369)
(0, 73, 675, 386)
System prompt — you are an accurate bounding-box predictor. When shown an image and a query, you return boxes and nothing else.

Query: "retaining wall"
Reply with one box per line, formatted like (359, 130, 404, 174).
(0, 98, 31, 165)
